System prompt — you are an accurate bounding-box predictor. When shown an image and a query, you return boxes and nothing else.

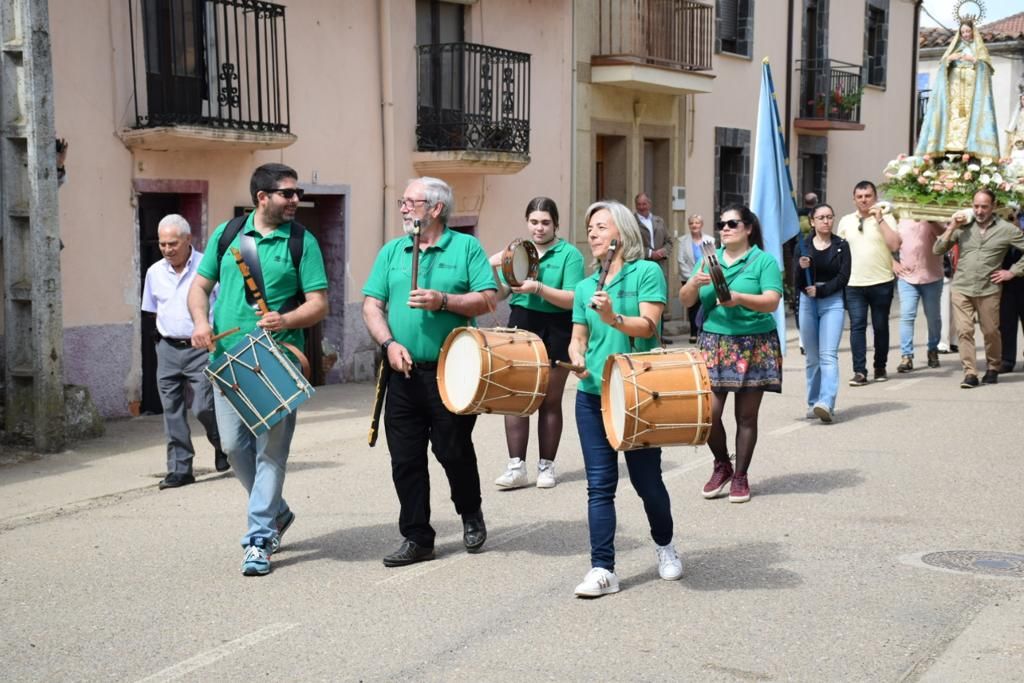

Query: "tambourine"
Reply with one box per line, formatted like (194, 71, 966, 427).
(700, 242, 731, 303)
(501, 238, 540, 288)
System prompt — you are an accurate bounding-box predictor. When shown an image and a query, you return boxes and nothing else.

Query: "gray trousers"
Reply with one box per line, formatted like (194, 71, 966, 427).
(156, 339, 221, 474)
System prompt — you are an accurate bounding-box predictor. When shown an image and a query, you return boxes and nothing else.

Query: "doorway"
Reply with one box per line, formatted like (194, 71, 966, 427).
(595, 134, 627, 203)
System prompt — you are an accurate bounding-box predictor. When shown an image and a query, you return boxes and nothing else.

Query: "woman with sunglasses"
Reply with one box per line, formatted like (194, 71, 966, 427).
(679, 204, 783, 503)
(567, 200, 682, 597)
(795, 204, 850, 423)
(488, 197, 585, 489)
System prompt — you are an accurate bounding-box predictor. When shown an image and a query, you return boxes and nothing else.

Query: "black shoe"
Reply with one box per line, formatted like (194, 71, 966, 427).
(949, 344, 958, 353)
(999, 361, 1015, 373)
(960, 374, 979, 389)
(215, 449, 231, 472)
(662, 338, 674, 345)
(462, 510, 487, 553)
(158, 472, 195, 490)
(982, 370, 999, 385)
(849, 372, 869, 387)
(689, 335, 698, 344)
(382, 539, 435, 567)
(927, 350, 940, 368)
(874, 368, 888, 382)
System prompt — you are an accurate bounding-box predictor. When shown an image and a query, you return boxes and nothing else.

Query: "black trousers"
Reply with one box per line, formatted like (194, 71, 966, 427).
(1000, 277, 1024, 364)
(384, 366, 482, 548)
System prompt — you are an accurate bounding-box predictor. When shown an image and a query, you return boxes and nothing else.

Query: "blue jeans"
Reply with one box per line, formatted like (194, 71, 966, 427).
(898, 278, 942, 356)
(846, 281, 895, 374)
(799, 292, 845, 412)
(214, 390, 296, 548)
(575, 391, 673, 572)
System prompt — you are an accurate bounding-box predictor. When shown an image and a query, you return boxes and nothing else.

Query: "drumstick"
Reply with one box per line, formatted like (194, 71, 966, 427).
(411, 219, 421, 291)
(555, 360, 586, 373)
(229, 247, 272, 315)
(207, 327, 242, 353)
(589, 238, 618, 309)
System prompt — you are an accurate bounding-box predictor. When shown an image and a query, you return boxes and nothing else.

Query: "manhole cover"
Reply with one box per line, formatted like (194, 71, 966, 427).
(919, 550, 1024, 578)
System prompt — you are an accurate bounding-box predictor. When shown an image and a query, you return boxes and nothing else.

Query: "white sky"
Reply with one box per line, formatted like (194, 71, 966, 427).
(920, 0, 1021, 29)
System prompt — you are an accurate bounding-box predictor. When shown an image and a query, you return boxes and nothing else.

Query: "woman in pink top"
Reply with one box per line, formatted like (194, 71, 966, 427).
(895, 219, 946, 373)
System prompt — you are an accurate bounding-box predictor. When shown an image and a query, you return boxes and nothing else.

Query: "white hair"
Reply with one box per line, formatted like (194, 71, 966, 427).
(158, 214, 192, 238)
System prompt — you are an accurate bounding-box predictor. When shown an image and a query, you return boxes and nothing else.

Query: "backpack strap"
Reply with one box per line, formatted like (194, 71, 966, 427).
(217, 215, 308, 314)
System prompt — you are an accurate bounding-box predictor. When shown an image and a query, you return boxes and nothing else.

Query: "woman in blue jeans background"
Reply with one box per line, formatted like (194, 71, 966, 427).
(567, 200, 682, 598)
(796, 203, 850, 423)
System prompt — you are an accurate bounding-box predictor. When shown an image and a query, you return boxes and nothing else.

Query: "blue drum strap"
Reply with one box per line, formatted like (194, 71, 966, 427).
(239, 233, 267, 308)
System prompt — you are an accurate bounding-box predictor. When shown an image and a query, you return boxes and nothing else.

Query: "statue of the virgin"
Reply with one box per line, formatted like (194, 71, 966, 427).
(915, 1, 1000, 159)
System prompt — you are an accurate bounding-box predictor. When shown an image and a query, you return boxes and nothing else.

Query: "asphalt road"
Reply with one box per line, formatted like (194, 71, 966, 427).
(1, 319, 1022, 682)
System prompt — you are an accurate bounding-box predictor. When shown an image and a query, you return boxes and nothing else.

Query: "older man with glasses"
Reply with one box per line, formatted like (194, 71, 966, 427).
(363, 176, 497, 567)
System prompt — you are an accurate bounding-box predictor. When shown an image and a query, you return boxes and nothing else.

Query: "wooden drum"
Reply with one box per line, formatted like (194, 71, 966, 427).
(600, 348, 711, 451)
(437, 327, 549, 416)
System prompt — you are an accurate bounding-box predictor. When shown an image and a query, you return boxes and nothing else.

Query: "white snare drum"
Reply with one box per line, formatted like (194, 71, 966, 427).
(437, 327, 549, 416)
(601, 348, 711, 451)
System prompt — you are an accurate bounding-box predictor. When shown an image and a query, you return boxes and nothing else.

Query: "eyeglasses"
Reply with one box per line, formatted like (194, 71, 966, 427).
(716, 219, 744, 230)
(262, 187, 305, 200)
(397, 198, 431, 210)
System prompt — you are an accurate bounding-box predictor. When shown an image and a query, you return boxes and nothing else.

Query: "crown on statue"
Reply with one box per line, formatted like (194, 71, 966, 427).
(953, 0, 986, 25)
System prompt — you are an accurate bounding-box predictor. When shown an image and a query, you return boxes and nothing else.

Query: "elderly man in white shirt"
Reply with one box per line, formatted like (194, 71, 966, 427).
(142, 214, 227, 489)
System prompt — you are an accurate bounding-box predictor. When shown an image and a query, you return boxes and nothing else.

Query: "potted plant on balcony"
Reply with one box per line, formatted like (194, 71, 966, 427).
(831, 86, 864, 119)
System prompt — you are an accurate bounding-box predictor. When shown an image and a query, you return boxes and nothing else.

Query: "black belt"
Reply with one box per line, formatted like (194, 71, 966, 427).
(414, 362, 438, 371)
(160, 337, 193, 349)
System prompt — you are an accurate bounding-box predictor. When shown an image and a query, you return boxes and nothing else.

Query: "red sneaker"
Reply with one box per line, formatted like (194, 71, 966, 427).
(702, 460, 733, 499)
(729, 474, 750, 503)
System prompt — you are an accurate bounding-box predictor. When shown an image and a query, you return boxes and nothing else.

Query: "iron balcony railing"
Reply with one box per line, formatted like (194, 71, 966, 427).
(129, 0, 290, 133)
(416, 42, 531, 155)
(797, 59, 864, 124)
(917, 89, 931, 136)
(595, 0, 713, 72)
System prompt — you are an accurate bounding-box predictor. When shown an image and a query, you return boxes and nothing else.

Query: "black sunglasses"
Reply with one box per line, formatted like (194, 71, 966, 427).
(716, 219, 744, 230)
(263, 187, 305, 200)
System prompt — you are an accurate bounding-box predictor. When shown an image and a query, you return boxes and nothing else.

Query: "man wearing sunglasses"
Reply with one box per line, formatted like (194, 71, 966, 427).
(189, 163, 329, 576)
(836, 180, 902, 386)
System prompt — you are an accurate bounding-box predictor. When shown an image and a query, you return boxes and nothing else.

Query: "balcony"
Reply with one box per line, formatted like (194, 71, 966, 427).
(414, 42, 531, 176)
(121, 0, 296, 152)
(591, 0, 714, 96)
(794, 59, 865, 132)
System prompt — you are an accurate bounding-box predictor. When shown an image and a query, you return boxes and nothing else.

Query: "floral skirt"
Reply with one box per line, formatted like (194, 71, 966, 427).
(698, 330, 782, 393)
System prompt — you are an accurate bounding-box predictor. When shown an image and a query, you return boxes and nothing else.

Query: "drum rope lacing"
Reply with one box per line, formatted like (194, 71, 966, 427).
(206, 334, 311, 432)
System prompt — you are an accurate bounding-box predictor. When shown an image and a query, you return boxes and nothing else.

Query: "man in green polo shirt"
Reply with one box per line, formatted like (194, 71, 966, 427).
(933, 188, 1024, 388)
(189, 163, 328, 577)
(362, 176, 497, 567)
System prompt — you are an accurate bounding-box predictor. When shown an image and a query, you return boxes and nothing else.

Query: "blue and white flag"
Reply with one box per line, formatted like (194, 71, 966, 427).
(750, 59, 800, 355)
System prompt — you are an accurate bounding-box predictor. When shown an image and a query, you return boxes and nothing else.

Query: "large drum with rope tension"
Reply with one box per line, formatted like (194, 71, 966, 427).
(205, 328, 314, 436)
(601, 348, 711, 451)
(437, 327, 549, 416)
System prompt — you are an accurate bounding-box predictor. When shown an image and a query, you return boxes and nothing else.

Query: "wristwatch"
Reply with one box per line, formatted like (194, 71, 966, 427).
(382, 338, 396, 352)
(612, 314, 624, 328)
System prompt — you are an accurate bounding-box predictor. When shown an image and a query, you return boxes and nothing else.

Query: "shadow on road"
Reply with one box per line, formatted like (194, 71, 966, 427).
(680, 541, 804, 591)
(754, 468, 865, 497)
(835, 401, 909, 420)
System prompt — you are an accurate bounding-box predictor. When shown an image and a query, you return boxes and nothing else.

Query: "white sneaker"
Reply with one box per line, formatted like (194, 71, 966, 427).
(656, 543, 683, 580)
(574, 567, 620, 597)
(937, 342, 950, 353)
(494, 458, 528, 489)
(536, 459, 556, 488)
(805, 407, 816, 419)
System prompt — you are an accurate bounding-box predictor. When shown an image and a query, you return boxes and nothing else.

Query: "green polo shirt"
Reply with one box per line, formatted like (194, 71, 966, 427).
(571, 259, 666, 395)
(697, 245, 782, 336)
(197, 214, 328, 359)
(500, 239, 585, 313)
(363, 228, 495, 363)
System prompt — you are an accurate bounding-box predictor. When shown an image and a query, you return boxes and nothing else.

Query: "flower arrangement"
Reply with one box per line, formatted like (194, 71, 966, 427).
(880, 153, 1024, 214)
